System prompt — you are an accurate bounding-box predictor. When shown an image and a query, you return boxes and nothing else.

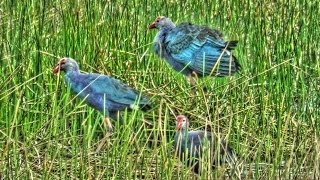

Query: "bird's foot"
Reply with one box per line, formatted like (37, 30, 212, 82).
(202, 86, 208, 93)
(95, 131, 112, 153)
(191, 85, 197, 95)
(107, 126, 113, 133)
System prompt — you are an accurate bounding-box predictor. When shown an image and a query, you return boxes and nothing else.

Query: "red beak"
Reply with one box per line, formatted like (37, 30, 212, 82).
(53, 58, 65, 75)
(148, 21, 156, 29)
(176, 122, 182, 130)
(53, 63, 61, 75)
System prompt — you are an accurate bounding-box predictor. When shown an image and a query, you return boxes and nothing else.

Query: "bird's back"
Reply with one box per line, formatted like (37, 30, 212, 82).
(64, 72, 150, 112)
(162, 22, 240, 77)
(174, 130, 237, 173)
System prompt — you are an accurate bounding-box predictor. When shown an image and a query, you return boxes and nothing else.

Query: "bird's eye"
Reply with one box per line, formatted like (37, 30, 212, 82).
(156, 20, 159, 22)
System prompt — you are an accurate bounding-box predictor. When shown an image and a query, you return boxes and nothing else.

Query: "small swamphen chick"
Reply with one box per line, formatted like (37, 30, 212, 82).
(53, 57, 151, 133)
(149, 16, 240, 87)
(173, 115, 238, 174)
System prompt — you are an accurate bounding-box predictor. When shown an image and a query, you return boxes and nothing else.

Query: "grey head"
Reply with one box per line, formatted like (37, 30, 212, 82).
(148, 16, 176, 30)
(53, 57, 80, 74)
(176, 115, 190, 131)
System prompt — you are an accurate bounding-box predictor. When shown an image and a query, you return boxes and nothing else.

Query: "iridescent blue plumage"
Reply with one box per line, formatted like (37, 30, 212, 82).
(173, 115, 237, 174)
(53, 57, 150, 130)
(149, 16, 240, 77)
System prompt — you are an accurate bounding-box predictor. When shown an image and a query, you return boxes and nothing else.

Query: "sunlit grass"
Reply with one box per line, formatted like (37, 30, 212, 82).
(0, 0, 319, 179)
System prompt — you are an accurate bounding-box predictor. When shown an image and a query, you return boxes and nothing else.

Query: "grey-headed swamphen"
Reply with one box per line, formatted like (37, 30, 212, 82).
(149, 16, 241, 87)
(174, 115, 238, 175)
(53, 58, 151, 150)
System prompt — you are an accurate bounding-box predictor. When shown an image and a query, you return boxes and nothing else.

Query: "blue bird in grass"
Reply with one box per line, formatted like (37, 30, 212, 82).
(174, 115, 238, 175)
(149, 16, 241, 87)
(53, 57, 151, 135)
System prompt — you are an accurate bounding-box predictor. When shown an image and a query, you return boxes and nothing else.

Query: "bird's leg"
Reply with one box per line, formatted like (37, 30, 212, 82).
(95, 117, 113, 153)
(131, 132, 140, 154)
(117, 112, 140, 153)
(189, 72, 208, 94)
(104, 117, 113, 133)
(188, 73, 196, 94)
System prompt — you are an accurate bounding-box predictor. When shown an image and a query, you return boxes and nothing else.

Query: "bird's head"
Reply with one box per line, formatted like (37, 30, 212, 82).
(148, 16, 175, 30)
(176, 115, 189, 131)
(53, 57, 79, 75)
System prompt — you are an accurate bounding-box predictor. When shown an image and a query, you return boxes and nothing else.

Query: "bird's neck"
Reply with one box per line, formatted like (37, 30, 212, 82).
(156, 28, 169, 39)
(162, 20, 176, 30)
(177, 127, 188, 137)
(65, 68, 80, 76)
(64, 69, 80, 83)
(155, 26, 173, 45)
(175, 127, 189, 152)
(159, 24, 175, 32)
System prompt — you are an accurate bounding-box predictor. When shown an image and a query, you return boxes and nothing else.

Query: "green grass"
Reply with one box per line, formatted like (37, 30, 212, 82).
(1, 0, 319, 179)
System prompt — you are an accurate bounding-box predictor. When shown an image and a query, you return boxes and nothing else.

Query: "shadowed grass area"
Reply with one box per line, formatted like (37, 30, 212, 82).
(0, 0, 319, 179)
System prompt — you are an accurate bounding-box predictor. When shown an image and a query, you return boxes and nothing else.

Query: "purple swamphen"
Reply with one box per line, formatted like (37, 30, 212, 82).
(174, 115, 237, 174)
(149, 16, 240, 86)
(53, 57, 150, 136)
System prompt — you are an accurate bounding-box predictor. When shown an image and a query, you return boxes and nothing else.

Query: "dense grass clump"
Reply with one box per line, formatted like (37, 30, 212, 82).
(0, 0, 319, 179)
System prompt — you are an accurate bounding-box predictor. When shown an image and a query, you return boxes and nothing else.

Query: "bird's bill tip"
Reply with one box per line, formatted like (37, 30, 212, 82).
(53, 64, 60, 75)
(148, 16, 164, 29)
(53, 58, 67, 74)
(176, 122, 182, 130)
(148, 22, 156, 29)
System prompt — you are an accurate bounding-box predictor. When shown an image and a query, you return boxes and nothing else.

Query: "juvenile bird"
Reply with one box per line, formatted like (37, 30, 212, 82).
(53, 57, 151, 147)
(173, 115, 238, 174)
(149, 16, 240, 87)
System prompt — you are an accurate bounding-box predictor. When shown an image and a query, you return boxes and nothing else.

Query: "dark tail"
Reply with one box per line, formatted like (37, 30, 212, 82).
(226, 40, 241, 72)
(220, 140, 238, 166)
(140, 104, 152, 111)
(225, 40, 238, 50)
(233, 55, 241, 72)
(223, 143, 242, 179)
(225, 145, 238, 166)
